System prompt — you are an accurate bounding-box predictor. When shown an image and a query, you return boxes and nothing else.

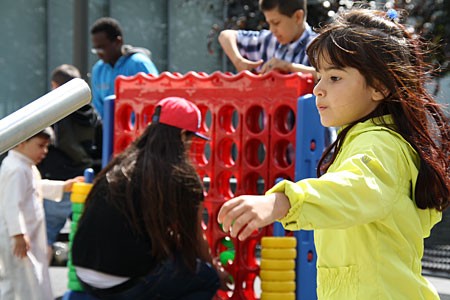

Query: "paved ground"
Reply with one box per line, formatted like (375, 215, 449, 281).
(50, 266, 450, 300)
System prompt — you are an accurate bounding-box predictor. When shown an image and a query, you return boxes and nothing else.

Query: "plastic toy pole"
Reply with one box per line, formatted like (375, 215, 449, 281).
(102, 95, 115, 167)
(0, 78, 91, 154)
(260, 237, 297, 300)
(294, 94, 325, 300)
(63, 168, 97, 300)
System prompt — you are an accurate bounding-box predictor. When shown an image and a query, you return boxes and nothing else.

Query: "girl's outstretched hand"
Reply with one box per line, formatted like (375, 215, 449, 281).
(217, 193, 290, 241)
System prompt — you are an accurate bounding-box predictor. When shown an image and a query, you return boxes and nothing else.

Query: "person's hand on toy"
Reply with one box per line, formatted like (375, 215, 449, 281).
(260, 57, 291, 74)
(260, 58, 317, 79)
(63, 176, 85, 192)
(217, 193, 291, 241)
(13, 234, 30, 258)
(234, 57, 264, 73)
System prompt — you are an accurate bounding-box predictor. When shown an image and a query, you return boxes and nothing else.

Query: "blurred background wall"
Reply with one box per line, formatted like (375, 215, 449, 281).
(0, 0, 448, 118)
(0, 0, 450, 118)
(0, 0, 224, 118)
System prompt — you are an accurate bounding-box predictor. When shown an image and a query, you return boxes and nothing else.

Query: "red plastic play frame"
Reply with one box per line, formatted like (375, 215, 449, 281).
(114, 71, 314, 299)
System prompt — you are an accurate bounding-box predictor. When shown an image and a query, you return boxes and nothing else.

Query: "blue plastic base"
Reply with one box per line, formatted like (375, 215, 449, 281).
(62, 291, 99, 300)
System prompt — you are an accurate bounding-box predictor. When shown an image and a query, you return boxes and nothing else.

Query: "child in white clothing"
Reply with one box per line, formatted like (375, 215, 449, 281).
(0, 128, 83, 300)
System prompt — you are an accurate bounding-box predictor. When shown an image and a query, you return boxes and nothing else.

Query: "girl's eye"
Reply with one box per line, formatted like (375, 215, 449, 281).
(330, 76, 341, 82)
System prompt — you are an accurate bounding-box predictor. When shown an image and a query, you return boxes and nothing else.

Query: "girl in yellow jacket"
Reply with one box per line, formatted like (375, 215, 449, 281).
(218, 8, 450, 300)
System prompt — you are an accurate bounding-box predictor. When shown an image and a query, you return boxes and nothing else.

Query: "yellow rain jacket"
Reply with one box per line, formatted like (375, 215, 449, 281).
(267, 116, 441, 299)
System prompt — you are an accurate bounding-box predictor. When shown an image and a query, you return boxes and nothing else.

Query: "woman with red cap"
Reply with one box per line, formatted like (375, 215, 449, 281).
(72, 97, 229, 299)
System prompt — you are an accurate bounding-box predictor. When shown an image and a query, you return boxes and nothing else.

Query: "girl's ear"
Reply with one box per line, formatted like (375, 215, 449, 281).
(372, 84, 389, 102)
(372, 89, 385, 102)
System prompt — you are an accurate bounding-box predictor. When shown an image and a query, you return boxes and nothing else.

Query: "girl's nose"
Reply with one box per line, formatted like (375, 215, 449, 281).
(313, 81, 324, 97)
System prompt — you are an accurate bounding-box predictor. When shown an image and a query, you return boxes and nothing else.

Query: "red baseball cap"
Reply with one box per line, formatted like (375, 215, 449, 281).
(152, 97, 209, 140)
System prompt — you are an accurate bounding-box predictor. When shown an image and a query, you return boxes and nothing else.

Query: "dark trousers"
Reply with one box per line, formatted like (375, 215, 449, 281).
(79, 258, 220, 300)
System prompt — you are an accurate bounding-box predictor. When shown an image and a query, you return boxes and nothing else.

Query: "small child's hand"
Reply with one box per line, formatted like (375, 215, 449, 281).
(63, 176, 85, 192)
(13, 234, 30, 258)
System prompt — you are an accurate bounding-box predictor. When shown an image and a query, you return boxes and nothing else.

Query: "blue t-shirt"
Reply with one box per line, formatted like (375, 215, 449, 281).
(91, 52, 159, 118)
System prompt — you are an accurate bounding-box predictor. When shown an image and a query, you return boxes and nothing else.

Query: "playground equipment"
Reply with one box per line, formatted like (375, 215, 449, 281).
(0, 78, 91, 154)
(63, 169, 96, 300)
(105, 71, 324, 299)
(0, 70, 325, 298)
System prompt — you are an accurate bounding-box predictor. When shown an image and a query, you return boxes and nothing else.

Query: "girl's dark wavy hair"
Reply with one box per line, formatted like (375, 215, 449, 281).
(307, 9, 450, 211)
(84, 123, 205, 271)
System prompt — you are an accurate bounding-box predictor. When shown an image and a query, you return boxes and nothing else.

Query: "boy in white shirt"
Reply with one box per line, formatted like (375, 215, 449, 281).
(0, 128, 83, 300)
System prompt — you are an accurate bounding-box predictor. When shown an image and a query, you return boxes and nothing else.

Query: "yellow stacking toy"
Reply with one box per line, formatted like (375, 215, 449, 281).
(67, 169, 94, 292)
(260, 237, 297, 300)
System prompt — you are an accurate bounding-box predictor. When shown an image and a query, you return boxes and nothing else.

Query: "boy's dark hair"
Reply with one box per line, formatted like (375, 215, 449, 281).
(259, 0, 307, 17)
(51, 64, 81, 86)
(90, 17, 123, 41)
(31, 127, 54, 142)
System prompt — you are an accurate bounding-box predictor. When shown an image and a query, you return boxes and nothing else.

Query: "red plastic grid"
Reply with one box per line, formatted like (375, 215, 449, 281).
(114, 71, 314, 299)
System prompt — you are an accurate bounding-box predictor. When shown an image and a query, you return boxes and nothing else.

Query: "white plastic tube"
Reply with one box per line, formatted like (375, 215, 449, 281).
(0, 78, 92, 154)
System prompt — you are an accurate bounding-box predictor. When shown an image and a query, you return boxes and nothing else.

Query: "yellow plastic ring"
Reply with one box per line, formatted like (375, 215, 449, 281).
(261, 237, 297, 248)
(261, 248, 296, 259)
(260, 259, 295, 270)
(72, 183, 93, 195)
(70, 193, 88, 204)
(261, 281, 296, 292)
(260, 270, 295, 281)
(260, 292, 295, 300)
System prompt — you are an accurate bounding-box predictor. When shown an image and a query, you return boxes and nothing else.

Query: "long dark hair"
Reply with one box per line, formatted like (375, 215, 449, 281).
(307, 9, 450, 211)
(85, 123, 205, 271)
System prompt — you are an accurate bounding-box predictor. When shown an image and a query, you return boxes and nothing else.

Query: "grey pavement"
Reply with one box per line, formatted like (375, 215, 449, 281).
(50, 266, 450, 300)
